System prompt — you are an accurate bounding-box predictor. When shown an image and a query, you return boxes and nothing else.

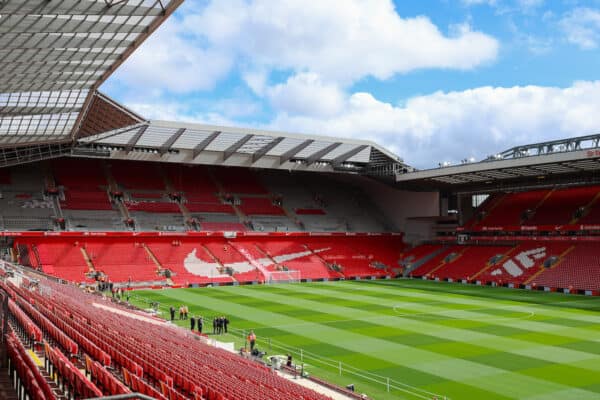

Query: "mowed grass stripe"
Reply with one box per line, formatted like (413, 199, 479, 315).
(320, 281, 600, 328)
(355, 280, 600, 321)
(264, 283, 600, 366)
(137, 288, 600, 394)
(145, 288, 522, 397)
(137, 288, 473, 399)
(364, 280, 600, 312)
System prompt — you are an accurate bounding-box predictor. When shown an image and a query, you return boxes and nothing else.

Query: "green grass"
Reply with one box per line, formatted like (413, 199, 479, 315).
(131, 279, 600, 400)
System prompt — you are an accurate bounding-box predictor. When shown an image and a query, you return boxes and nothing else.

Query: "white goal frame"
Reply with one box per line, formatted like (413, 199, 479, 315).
(267, 270, 301, 284)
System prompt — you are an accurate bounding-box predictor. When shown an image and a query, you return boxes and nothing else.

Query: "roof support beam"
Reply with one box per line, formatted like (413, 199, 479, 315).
(332, 145, 368, 167)
(0, 106, 80, 117)
(279, 140, 314, 165)
(192, 131, 220, 159)
(159, 128, 185, 155)
(124, 125, 148, 153)
(0, 0, 164, 16)
(223, 134, 252, 161)
(306, 142, 342, 166)
(252, 137, 284, 163)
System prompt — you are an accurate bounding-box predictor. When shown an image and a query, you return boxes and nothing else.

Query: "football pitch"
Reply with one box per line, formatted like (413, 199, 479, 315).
(132, 280, 600, 400)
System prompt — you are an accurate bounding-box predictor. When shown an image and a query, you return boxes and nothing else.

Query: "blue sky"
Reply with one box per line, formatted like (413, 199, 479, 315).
(103, 0, 600, 168)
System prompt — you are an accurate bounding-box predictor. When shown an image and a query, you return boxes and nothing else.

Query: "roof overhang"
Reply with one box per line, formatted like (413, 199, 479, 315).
(396, 133, 600, 193)
(0, 0, 182, 148)
(74, 119, 407, 176)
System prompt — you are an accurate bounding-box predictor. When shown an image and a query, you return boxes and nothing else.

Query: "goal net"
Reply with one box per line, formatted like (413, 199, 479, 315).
(267, 270, 301, 284)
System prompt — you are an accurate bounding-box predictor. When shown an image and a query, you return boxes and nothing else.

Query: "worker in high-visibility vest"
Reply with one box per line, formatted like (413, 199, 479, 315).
(247, 330, 257, 351)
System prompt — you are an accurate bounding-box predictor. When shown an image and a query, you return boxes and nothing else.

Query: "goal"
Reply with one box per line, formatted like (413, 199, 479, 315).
(267, 270, 301, 284)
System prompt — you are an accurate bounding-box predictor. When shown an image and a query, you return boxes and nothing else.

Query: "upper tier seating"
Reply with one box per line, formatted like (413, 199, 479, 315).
(54, 159, 113, 211)
(463, 193, 504, 228)
(200, 222, 247, 231)
(239, 197, 285, 216)
(295, 208, 326, 215)
(186, 202, 235, 214)
(166, 164, 218, 195)
(110, 161, 165, 190)
(53, 158, 107, 190)
(0, 167, 11, 184)
(578, 201, 600, 224)
(2, 158, 395, 233)
(62, 191, 113, 210)
(125, 201, 181, 213)
(477, 190, 549, 226)
(525, 186, 600, 225)
(213, 167, 268, 194)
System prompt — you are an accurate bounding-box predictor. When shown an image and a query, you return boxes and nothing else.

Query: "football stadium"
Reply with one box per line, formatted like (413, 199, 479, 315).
(1, 1, 600, 400)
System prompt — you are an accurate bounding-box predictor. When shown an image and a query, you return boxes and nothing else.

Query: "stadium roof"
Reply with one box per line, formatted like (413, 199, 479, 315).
(0, 0, 181, 147)
(396, 133, 600, 192)
(74, 119, 408, 175)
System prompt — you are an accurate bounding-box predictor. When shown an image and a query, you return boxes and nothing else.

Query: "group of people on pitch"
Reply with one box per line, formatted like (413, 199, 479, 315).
(212, 316, 229, 334)
(168, 305, 230, 335)
(168, 305, 190, 320)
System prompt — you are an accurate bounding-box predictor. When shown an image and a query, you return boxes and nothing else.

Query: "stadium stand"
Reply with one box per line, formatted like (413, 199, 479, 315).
(476, 189, 550, 227)
(524, 186, 600, 225)
(2, 2, 600, 398)
(429, 245, 514, 281)
(532, 243, 600, 291)
(1, 273, 331, 400)
(475, 242, 573, 285)
(14, 234, 403, 285)
(213, 167, 269, 194)
(238, 197, 285, 216)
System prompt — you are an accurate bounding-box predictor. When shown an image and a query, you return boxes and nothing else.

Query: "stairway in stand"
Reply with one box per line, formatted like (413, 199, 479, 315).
(0, 367, 18, 400)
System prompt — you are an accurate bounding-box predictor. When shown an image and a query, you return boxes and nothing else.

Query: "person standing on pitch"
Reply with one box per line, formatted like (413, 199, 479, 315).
(197, 316, 203, 334)
(247, 330, 256, 351)
(212, 317, 217, 334)
(223, 316, 229, 333)
(169, 306, 175, 322)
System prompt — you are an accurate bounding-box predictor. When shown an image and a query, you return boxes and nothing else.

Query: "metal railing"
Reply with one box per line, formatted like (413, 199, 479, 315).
(226, 327, 448, 400)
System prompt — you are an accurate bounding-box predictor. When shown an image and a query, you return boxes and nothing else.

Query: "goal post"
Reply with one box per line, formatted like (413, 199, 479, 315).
(267, 270, 301, 284)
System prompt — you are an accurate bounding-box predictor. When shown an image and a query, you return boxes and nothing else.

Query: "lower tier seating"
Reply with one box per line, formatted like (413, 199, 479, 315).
(2, 275, 331, 400)
(409, 241, 599, 291)
(15, 235, 405, 285)
(531, 243, 600, 291)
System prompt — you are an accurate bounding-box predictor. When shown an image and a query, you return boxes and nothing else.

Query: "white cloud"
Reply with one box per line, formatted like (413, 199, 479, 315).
(516, 0, 544, 9)
(266, 81, 600, 168)
(114, 0, 498, 93)
(126, 101, 237, 126)
(267, 73, 345, 117)
(560, 8, 600, 49)
(200, 0, 499, 84)
(462, 0, 544, 13)
(112, 22, 232, 93)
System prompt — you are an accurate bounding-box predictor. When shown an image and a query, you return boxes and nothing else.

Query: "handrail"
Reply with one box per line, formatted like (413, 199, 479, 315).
(87, 394, 156, 400)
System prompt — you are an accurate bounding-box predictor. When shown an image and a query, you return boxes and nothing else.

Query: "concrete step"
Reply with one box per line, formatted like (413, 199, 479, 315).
(0, 368, 19, 400)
